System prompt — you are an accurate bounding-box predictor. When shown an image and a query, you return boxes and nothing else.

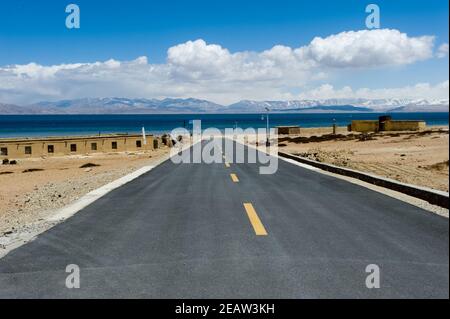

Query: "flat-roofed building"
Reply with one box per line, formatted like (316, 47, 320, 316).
(0, 134, 155, 159)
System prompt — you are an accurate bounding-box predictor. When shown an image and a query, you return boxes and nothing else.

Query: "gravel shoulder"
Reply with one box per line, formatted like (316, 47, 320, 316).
(278, 126, 449, 193)
(0, 147, 170, 238)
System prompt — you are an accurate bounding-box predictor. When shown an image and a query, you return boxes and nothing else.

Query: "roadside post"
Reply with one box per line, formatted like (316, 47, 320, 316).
(142, 126, 147, 145)
(265, 107, 271, 147)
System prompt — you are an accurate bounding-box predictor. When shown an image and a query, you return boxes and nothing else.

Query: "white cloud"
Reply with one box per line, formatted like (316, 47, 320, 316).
(298, 81, 449, 101)
(437, 43, 449, 58)
(0, 29, 441, 105)
(297, 29, 434, 68)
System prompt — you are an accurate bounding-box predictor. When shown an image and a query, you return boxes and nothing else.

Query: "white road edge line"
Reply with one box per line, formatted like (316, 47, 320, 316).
(239, 138, 448, 218)
(47, 165, 157, 222)
(0, 140, 200, 259)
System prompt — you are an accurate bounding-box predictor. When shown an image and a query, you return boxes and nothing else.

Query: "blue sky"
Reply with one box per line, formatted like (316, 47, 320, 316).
(0, 0, 448, 104)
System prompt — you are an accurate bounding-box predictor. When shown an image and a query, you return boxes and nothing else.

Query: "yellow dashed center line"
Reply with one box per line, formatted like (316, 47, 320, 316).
(243, 203, 268, 236)
(224, 157, 267, 236)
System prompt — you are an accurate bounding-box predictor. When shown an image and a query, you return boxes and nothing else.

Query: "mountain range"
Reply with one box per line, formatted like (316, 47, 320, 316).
(0, 97, 448, 114)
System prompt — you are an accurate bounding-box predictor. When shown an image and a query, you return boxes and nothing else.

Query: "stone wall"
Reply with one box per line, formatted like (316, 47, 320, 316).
(384, 121, 426, 131)
(276, 126, 301, 135)
(350, 120, 379, 133)
(350, 119, 426, 133)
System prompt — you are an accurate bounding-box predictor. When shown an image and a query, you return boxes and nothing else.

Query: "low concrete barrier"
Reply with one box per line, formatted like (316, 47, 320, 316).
(279, 151, 449, 209)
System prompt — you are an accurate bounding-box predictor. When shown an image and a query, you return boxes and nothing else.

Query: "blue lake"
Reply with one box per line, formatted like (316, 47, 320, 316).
(0, 113, 448, 138)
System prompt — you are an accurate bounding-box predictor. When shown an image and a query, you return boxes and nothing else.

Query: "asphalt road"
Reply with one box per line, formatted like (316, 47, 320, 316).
(0, 140, 448, 298)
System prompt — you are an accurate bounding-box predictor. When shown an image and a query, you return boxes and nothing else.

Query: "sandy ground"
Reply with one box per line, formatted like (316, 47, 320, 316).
(278, 126, 449, 192)
(0, 147, 170, 236)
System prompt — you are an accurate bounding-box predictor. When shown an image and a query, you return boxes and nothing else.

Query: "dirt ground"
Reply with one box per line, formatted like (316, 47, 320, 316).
(278, 126, 449, 192)
(0, 147, 170, 235)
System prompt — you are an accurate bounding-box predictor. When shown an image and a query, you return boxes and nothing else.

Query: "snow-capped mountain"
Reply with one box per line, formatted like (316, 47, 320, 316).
(226, 99, 449, 112)
(357, 98, 449, 111)
(0, 98, 448, 114)
(28, 97, 224, 114)
(0, 103, 34, 114)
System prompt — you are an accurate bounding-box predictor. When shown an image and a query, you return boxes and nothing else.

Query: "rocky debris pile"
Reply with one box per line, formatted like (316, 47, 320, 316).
(357, 133, 377, 141)
(421, 160, 449, 171)
(278, 133, 359, 144)
(295, 148, 354, 167)
(22, 168, 44, 173)
(79, 163, 100, 168)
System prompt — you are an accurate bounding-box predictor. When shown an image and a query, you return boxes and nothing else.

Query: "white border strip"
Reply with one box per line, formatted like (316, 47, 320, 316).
(243, 139, 448, 217)
(47, 165, 157, 222)
(0, 140, 199, 258)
